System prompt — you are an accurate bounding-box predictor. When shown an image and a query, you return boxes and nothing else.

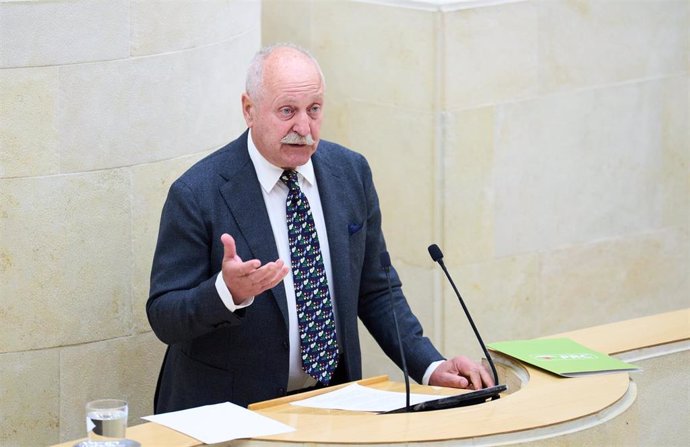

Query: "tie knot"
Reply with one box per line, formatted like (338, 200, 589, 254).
(280, 170, 300, 191)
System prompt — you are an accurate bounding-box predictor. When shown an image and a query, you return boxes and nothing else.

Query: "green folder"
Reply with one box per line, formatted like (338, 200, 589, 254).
(488, 338, 640, 377)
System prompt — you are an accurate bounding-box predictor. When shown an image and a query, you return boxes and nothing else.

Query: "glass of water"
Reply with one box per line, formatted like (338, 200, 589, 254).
(85, 399, 128, 443)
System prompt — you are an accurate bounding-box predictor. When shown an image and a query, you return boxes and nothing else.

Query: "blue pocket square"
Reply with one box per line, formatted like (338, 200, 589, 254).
(348, 222, 363, 235)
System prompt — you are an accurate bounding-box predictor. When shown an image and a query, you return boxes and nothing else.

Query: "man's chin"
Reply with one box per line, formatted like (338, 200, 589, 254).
(279, 144, 317, 168)
(282, 143, 318, 155)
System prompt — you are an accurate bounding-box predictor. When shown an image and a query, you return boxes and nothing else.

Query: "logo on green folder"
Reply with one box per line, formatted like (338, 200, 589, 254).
(534, 353, 597, 361)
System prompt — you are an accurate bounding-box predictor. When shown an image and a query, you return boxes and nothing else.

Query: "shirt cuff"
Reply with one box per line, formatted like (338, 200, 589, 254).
(215, 272, 254, 312)
(422, 360, 445, 385)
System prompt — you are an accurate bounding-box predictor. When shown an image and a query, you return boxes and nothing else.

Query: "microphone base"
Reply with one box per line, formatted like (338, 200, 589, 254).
(382, 384, 507, 414)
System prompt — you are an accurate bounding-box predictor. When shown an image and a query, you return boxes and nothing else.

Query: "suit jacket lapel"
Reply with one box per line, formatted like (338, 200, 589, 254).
(312, 150, 356, 340)
(217, 134, 289, 327)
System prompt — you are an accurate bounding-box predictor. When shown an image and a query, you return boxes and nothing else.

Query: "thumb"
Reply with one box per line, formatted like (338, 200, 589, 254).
(220, 233, 238, 262)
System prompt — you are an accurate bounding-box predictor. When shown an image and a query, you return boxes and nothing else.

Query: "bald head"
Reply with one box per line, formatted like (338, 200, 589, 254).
(245, 44, 325, 103)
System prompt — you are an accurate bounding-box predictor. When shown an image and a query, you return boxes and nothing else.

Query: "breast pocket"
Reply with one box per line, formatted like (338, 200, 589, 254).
(348, 221, 366, 268)
(348, 222, 363, 235)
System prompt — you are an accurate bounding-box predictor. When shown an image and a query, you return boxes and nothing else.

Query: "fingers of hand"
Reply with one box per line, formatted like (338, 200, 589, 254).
(224, 259, 288, 299)
(246, 260, 289, 290)
(464, 364, 497, 389)
(447, 356, 494, 390)
(267, 261, 290, 286)
(231, 258, 262, 276)
(479, 366, 495, 388)
(450, 373, 470, 389)
(430, 363, 469, 389)
(433, 372, 469, 389)
(466, 369, 482, 390)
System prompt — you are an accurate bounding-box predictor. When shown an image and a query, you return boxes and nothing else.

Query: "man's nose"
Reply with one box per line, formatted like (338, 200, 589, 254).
(292, 111, 311, 136)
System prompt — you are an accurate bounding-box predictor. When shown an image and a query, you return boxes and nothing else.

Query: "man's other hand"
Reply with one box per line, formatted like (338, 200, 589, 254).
(429, 356, 495, 390)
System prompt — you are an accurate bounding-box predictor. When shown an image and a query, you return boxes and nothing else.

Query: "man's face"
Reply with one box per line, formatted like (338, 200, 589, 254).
(242, 49, 324, 169)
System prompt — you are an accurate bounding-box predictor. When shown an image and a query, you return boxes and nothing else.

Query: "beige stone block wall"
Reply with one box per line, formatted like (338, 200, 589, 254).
(0, 1, 261, 445)
(263, 0, 690, 407)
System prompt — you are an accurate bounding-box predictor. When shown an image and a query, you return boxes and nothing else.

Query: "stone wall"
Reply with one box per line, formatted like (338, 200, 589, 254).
(0, 1, 260, 445)
(263, 0, 689, 382)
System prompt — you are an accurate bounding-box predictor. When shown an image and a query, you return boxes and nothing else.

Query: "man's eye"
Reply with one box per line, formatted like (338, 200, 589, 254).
(309, 105, 321, 114)
(279, 108, 293, 116)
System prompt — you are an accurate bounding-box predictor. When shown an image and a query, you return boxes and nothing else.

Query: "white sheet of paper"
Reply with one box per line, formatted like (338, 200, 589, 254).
(291, 383, 444, 412)
(142, 402, 295, 444)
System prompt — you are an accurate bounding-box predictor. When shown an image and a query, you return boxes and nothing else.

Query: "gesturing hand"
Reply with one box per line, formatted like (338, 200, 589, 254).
(429, 356, 495, 390)
(220, 233, 289, 304)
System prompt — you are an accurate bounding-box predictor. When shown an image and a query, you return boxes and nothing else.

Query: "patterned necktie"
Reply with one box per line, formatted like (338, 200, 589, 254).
(280, 170, 339, 385)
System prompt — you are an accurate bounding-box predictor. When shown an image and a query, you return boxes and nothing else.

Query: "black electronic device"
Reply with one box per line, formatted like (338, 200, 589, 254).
(383, 384, 507, 414)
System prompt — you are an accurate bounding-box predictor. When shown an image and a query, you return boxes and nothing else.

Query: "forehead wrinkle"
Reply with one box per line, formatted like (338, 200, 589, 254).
(272, 83, 322, 97)
(268, 83, 323, 107)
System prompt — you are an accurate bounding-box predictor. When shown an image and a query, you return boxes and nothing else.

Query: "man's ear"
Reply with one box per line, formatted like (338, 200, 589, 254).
(241, 93, 254, 127)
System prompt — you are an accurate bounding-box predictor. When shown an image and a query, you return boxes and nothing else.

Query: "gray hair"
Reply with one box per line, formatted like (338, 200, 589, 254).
(245, 43, 325, 101)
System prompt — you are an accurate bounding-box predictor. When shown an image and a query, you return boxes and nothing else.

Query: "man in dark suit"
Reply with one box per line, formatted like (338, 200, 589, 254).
(147, 44, 493, 413)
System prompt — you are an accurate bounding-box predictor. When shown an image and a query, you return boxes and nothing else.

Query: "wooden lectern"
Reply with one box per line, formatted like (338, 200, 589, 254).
(53, 308, 689, 446)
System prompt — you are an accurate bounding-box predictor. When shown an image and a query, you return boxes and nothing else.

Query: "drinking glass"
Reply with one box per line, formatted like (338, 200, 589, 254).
(85, 399, 128, 442)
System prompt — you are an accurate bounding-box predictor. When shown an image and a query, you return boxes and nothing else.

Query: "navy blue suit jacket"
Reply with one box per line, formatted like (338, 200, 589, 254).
(147, 131, 443, 413)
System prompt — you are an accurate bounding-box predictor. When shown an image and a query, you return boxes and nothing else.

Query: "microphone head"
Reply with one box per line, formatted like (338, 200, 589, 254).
(379, 251, 392, 268)
(427, 244, 444, 262)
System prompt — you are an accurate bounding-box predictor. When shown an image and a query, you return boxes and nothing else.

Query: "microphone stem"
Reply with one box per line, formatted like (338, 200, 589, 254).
(438, 260, 500, 386)
(385, 266, 411, 410)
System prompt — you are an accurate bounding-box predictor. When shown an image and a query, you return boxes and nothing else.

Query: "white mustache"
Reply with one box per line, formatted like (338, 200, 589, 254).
(280, 132, 314, 145)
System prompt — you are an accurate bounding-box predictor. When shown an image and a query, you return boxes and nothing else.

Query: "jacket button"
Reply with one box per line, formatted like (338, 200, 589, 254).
(282, 340, 289, 350)
(278, 387, 286, 395)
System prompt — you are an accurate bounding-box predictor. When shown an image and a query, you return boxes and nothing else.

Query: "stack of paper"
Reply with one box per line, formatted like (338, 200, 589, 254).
(142, 402, 294, 444)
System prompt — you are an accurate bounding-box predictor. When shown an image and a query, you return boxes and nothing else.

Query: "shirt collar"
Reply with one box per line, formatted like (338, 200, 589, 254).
(247, 129, 316, 193)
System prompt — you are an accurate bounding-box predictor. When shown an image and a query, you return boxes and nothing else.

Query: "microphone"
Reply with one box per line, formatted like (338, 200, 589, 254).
(382, 246, 506, 414)
(427, 244, 500, 386)
(380, 251, 411, 411)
